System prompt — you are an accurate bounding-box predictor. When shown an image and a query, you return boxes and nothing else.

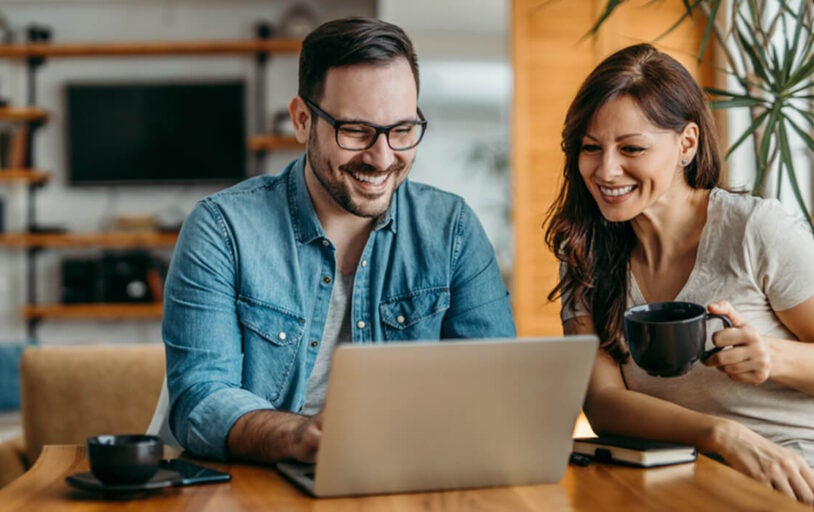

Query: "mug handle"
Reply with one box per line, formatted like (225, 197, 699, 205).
(701, 313, 733, 359)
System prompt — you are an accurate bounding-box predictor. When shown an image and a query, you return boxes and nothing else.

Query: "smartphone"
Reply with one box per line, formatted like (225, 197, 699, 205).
(160, 458, 231, 486)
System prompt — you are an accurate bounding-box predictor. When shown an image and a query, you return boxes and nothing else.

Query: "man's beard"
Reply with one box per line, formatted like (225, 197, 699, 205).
(307, 130, 409, 218)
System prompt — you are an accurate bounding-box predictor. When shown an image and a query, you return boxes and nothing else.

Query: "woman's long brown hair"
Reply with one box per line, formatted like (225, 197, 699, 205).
(544, 43, 722, 362)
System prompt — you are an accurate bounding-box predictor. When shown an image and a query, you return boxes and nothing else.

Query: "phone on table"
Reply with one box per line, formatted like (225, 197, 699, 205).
(160, 458, 231, 486)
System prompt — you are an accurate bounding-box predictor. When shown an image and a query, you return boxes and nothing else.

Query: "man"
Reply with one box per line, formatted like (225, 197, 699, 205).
(162, 17, 516, 465)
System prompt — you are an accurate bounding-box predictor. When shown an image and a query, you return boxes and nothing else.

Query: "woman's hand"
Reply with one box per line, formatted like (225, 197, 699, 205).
(711, 420, 814, 505)
(703, 301, 771, 384)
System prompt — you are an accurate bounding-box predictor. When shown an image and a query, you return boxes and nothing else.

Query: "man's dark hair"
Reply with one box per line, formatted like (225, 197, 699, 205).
(298, 17, 419, 102)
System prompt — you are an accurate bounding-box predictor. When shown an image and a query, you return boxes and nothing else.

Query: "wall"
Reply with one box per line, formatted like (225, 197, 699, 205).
(0, 0, 376, 345)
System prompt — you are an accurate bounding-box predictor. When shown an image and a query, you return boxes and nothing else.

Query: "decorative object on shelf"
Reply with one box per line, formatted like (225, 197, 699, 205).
(277, 2, 321, 39)
(25, 22, 50, 44)
(60, 252, 167, 304)
(0, 127, 12, 167)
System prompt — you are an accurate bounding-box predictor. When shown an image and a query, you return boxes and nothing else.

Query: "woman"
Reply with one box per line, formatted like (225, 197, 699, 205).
(546, 43, 814, 504)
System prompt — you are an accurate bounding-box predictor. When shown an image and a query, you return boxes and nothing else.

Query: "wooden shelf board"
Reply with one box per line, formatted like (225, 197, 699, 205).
(0, 170, 50, 185)
(248, 134, 303, 151)
(22, 303, 163, 320)
(0, 231, 179, 248)
(0, 39, 301, 58)
(0, 107, 48, 122)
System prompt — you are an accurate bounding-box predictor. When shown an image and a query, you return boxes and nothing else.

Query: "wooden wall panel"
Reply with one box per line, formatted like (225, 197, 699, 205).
(511, 0, 715, 336)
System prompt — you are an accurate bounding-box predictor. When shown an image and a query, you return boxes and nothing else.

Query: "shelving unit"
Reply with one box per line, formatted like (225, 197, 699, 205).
(0, 232, 178, 249)
(247, 134, 303, 152)
(0, 30, 304, 337)
(22, 303, 164, 321)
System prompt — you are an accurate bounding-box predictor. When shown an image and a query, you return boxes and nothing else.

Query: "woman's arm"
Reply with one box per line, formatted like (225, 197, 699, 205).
(566, 315, 814, 505)
(705, 298, 814, 394)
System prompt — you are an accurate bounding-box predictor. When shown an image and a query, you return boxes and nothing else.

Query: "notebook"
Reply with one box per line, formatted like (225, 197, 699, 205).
(276, 335, 599, 497)
(572, 436, 697, 467)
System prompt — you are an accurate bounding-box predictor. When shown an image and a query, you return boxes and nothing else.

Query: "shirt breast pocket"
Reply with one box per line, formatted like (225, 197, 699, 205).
(380, 287, 450, 341)
(237, 298, 305, 405)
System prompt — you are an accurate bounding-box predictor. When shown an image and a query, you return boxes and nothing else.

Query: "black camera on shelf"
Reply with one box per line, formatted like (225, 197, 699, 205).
(61, 252, 166, 304)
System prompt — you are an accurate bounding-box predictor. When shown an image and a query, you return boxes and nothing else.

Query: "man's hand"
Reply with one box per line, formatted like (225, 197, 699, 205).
(287, 412, 323, 463)
(227, 410, 323, 464)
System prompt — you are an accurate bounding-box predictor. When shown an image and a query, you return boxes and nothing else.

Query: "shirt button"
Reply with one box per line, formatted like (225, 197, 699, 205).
(396, 315, 405, 324)
(278, 332, 286, 341)
(310, 340, 318, 348)
(323, 276, 332, 284)
(361, 260, 368, 267)
(356, 320, 366, 329)
(321, 239, 330, 247)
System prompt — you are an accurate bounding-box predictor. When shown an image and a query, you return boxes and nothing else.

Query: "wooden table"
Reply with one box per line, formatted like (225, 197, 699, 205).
(0, 445, 808, 511)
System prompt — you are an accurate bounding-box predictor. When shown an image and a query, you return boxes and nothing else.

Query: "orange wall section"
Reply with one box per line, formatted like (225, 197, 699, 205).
(511, 0, 715, 336)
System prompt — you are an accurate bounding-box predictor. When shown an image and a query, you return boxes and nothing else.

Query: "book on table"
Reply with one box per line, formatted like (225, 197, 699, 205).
(572, 435, 697, 467)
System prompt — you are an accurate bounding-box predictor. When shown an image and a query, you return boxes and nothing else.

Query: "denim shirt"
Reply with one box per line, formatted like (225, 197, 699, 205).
(162, 156, 516, 460)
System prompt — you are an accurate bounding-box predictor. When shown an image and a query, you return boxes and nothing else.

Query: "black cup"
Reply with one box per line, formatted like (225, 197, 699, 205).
(86, 434, 163, 485)
(624, 301, 732, 377)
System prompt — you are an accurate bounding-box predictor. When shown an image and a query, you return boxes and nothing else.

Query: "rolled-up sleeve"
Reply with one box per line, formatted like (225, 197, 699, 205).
(162, 201, 271, 460)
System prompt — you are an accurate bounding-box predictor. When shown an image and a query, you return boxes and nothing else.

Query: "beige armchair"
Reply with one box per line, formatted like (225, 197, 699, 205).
(0, 343, 165, 488)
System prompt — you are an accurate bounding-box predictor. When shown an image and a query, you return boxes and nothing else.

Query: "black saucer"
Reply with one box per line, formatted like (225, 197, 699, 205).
(66, 469, 181, 493)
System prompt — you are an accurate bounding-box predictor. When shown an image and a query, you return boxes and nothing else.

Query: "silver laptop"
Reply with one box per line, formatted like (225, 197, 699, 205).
(277, 335, 598, 497)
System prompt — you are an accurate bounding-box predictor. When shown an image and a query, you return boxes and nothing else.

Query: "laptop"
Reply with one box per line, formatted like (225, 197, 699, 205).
(277, 335, 598, 497)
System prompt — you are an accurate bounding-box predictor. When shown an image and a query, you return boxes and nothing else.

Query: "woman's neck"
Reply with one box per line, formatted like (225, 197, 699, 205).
(630, 186, 711, 271)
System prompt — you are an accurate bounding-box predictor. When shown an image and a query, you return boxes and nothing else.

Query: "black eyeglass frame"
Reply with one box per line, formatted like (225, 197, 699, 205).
(304, 98, 428, 151)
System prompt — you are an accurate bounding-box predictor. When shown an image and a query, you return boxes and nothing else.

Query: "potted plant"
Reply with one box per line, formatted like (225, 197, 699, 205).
(589, 0, 814, 229)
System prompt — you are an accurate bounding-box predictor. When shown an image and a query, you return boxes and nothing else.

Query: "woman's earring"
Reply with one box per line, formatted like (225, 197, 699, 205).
(680, 158, 689, 166)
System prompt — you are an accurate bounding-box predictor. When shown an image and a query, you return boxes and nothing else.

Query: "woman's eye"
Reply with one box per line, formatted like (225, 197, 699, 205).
(622, 146, 645, 154)
(581, 144, 600, 153)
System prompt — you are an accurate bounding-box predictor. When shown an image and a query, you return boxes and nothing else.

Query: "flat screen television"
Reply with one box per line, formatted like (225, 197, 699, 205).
(65, 80, 247, 185)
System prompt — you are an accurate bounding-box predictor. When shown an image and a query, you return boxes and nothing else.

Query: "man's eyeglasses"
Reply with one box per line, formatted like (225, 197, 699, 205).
(304, 98, 427, 151)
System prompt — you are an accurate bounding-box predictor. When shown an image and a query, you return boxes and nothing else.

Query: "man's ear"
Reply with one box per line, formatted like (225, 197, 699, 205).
(288, 96, 311, 144)
(679, 122, 699, 165)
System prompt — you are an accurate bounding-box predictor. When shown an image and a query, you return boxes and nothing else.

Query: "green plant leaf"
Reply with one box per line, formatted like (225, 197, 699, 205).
(777, 120, 814, 231)
(754, 106, 782, 194)
(785, 114, 814, 153)
(585, 0, 626, 37)
(696, 0, 720, 63)
(734, 10, 772, 86)
(709, 98, 764, 109)
(654, 0, 699, 44)
(723, 109, 769, 159)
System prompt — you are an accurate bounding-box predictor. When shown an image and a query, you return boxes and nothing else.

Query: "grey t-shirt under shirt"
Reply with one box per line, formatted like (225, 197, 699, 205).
(562, 188, 814, 466)
(301, 270, 354, 416)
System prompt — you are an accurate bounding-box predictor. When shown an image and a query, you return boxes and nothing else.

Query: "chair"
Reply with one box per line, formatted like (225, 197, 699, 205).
(0, 343, 166, 488)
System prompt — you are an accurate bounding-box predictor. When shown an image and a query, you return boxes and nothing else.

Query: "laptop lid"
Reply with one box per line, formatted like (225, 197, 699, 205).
(281, 335, 598, 497)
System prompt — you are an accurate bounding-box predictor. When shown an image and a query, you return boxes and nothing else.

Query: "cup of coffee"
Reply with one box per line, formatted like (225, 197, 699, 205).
(624, 301, 732, 377)
(86, 434, 163, 484)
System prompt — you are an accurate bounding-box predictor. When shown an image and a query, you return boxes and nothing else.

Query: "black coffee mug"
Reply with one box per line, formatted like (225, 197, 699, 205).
(624, 301, 732, 377)
(87, 434, 163, 484)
